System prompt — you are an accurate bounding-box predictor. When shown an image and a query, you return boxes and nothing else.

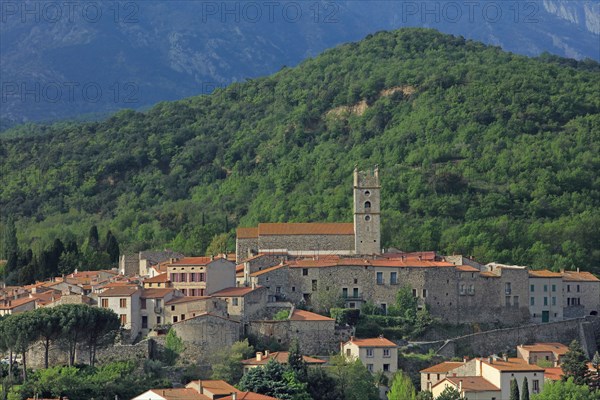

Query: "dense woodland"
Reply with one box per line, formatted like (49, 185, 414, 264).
(1, 28, 599, 278)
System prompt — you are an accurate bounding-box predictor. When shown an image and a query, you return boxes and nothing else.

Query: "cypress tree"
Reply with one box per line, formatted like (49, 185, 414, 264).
(88, 225, 100, 251)
(2, 216, 18, 260)
(510, 378, 520, 400)
(521, 377, 529, 400)
(105, 231, 120, 263)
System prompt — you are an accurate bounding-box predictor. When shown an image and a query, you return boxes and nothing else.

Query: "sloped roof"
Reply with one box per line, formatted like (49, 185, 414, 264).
(290, 309, 334, 322)
(345, 337, 397, 348)
(169, 257, 214, 266)
(144, 273, 170, 283)
(443, 376, 500, 392)
(0, 297, 36, 310)
(146, 388, 209, 400)
(237, 227, 259, 239)
(98, 286, 140, 297)
(420, 361, 464, 373)
(141, 288, 176, 299)
(219, 393, 278, 400)
(241, 351, 326, 366)
(456, 265, 480, 272)
(482, 357, 545, 372)
(250, 264, 286, 277)
(562, 271, 599, 282)
(186, 379, 238, 395)
(211, 286, 263, 297)
(518, 342, 569, 355)
(165, 296, 210, 305)
(529, 270, 562, 278)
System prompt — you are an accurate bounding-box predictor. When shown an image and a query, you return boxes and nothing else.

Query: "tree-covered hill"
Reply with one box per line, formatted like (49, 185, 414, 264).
(1, 29, 599, 273)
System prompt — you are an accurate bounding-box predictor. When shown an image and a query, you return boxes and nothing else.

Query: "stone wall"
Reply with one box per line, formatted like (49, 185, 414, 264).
(259, 234, 355, 254)
(433, 316, 600, 358)
(247, 318, 348, 355)
(236, 238, 258, 262)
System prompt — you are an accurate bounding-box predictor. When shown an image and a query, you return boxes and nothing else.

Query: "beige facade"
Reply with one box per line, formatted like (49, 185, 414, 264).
(562, 270, 600, 317)
(341, 336, 398, 375)
(167, 257, 235, 296)
(516, 343, 568, 367)
(97, 286, 141, 339)
(528, 271, 564, 323)
(140, 288, 180, 334)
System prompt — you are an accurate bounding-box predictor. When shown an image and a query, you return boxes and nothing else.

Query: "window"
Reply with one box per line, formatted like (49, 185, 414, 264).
(530, 284, 535, 292)
(156, 316, 161, 324)
(567, 285, 571, 292)
(292, 286, 296, 292)
(173, 316, 178, 323)
(140, 299, 146, 309)
(367, 364, 373, 372)
(199, 273, 205, 282)
(383, 364, 390, 372)
(422, 289, 427, 298)
(577, 285, 580, 292)
(376, 272, 383, 285)
(390, 272, 397, 285)
(460, 284, 466, 295)
(380, 303, 387, 314)
(354, 278, 358, 284)
(364, 201, 371, 209)
(120, 298, 127, 308)
(544, 297, 548, 306)
(312, 280, 318, 291)
(171, 305, 175, 311)
(276, 286, 281, 294)
(364, 190, 371, 197)
(552, 297, 556, 306)
(346, 349, 351, 356)
(533, 379, 539, 393)
(530, 297, 535, 306)
(544, 285, 548, 292)
(190, 289, 196, 296)
(513, 296, 519, 307)
(505, 282, 512, 294)
(383, 349, 390, 358)
(180, 272, 187, 282)
(552, 284, 556, 292)
(101, 298, 108, 308)
(366, 349, 374, 358)
(119, 314, 127, 325)
(468, 284, 475, 295)
(505, 296, 511, 307)
(232, 298, 239, 306)
(412, 289, 417, 297)
(180, 314, 185, 321)
(353, 288, 359, 298)
(342, 288, 348, 298)
(364, 215, 371, 221)
(302, 268, 308, 276)
(142, 316, 148, 329)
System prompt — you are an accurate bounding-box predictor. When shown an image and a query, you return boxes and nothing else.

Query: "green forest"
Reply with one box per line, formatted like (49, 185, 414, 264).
(1, 28, 599, 278)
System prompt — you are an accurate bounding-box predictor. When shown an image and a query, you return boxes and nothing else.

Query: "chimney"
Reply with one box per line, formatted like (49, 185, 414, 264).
(577, 267, 580, 273)
(503, 354, 509, 362)
(350, 336, 355, 341)
(265, 350, 270, 358)
(232, 392, 237, 400)
(463, 356, 468, 364)
(210, 255, 214, 261)
(256, 352, 263, 361)
(251, 281, 256, 290)
(458, 380, 462, 392)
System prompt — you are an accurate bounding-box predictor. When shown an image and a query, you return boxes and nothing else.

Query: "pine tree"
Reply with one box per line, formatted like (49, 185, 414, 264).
(510, 378, 520, 400)
(521, 376, 530, 400)
(561, 340, 590, 385)
(288, 338, 308, 382)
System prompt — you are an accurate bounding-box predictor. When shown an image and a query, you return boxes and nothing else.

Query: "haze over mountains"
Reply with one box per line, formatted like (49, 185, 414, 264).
(1, 0, 599, 125)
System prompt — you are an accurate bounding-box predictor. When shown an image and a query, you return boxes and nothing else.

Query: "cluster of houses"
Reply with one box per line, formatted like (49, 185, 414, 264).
(2, 168, 599, 399)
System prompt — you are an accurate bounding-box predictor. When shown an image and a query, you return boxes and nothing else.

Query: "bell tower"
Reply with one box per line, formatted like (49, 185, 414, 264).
(353, 166, 381, 255)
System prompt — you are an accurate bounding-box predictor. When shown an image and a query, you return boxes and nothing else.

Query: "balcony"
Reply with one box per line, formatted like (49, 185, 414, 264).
(154, 306, 163, 314)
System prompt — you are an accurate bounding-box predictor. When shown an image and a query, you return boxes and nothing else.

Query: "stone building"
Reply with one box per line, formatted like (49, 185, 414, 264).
(97, 286, 141, 340)
(235, 167, 381, 262)
(140, 288, 180, 335)
(165, 296, 228, 324)
(166, 256, 236, 296)
(562, 269, 600, 317)
(516, 343, 568, 366)
(211, 285, 267, 321)
(528, 270, 564, 323)
(0, 296, 36, 316)
(241, 351, 326, 373)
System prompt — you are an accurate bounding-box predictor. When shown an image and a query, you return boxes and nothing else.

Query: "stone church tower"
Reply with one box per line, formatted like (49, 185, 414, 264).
(353, 166, 381, 255)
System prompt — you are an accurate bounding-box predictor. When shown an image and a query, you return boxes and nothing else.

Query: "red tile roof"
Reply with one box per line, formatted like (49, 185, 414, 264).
(346, 337, 397, 348)
(0, 297, 36, 310)
(186, 380, 238, 395)
(544, 367, 563, 381)
(145, 273, 170, 283)
(211, 286, 262, 297)
(518, 342, 569, 355)
(482, 357, 545, 372)
(420, 361, 464, 373)
(147, 388, 209, 400)
(237, 227, 259, 239)
(289, 309, 334, 322)
(165, 296, 210, 305)
(456, 265, 480, 272)
(258, 223, 354, 236)
(287, 257, 453, 269)
(529, 270, 562, 278)
(562, 271, 599, 282)
(443, 376, 500, 392)
(219, 393, 277, 400)
(141, 288, 176, 299)
(250, 264, 286, 277)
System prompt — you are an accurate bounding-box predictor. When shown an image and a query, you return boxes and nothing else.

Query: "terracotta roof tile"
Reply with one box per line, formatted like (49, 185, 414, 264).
(444, 376, 500, 392)
(237, 227, 259, 239)
(544, 367, 563, 381)
(147, 388, 210, 400)
(141, 288, 176, 299)
(420, 361, 464, 373)
(562, 271, 599, 282)
(250, 264, 286, 277)
(482, 357, 545, 372)
(0, 297, 36, 310)
(165, 296, 211, 305)
(186, 380, 238, 395)
(456, 265, 480, 272)
(518, 343, 569, 355)
(219, 393, 278, 400)
(529, 270, 562, 278)
(346, 337, 397, 348)
(169, 257, 215, 266)
(258, 223, 354, 236)
(211, 286, 263, 297)
(144, 273, 170, 283)
(287, 257, 453, 269)
(289, 309, 334, 322)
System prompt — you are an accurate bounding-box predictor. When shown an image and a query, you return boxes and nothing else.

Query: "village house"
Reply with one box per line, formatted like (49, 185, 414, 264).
(425, 355, 545, 399)
(528, 270, 564, 322)
(210, 285, 267, 321)
(120, 250, 184, 277)
(516, 343, 569, 367)
(133, 379, 277, 400)
(140, 288, 180, 334)
(166, 256, 236, 296)
(97, 286, 141, 339)
(143, 273, 172, 289)
(562, 269, 600, 318)
(241, 351, 326, 373)
(165, 296, 228, 323)
(341, 336, 398, 374)
(0, 296, 36, 316)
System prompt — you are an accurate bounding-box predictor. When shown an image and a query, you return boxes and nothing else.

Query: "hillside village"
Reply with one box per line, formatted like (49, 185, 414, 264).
(0, 168, 599, 399)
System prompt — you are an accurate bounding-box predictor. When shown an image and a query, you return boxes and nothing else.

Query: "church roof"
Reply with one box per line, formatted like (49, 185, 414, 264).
(258, 223, 354, 236)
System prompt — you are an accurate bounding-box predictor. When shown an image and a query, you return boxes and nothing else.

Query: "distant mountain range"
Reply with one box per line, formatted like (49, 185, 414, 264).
(1, 0, 598, 124)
